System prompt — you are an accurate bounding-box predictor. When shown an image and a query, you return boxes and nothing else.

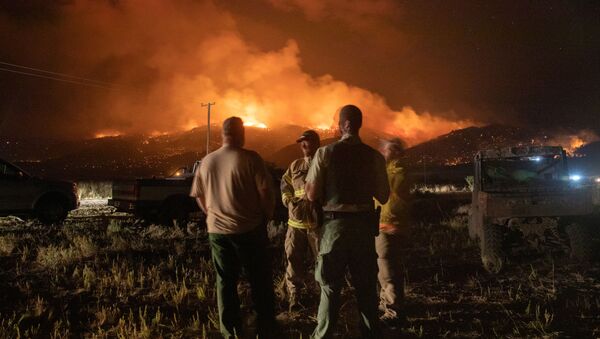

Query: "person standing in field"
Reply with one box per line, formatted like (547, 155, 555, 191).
(190, 116, 277, 338)
(281, 130, 321, 311)
(305, 105, 390, 339)
(376, 138, 410, 326)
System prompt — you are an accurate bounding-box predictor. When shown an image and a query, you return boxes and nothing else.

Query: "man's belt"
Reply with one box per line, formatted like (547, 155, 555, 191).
(322, 210, 375, 220)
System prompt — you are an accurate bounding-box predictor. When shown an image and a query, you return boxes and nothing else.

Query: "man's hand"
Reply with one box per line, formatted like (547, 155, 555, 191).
(195, 197, 207, 214)
(305, 182, 317, 202)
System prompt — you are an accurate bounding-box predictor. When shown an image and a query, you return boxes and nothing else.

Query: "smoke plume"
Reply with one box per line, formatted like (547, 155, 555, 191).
(0, 0, 473, 145)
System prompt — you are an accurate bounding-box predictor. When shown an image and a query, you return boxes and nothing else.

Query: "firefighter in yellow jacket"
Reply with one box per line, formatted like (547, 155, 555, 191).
(281, 130, 320, 311)
(376, 138, 410, 326)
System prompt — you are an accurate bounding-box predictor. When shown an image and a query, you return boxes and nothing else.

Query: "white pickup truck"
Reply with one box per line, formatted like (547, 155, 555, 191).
(0, 158, 79, 224)
(108, 161, 204, 226)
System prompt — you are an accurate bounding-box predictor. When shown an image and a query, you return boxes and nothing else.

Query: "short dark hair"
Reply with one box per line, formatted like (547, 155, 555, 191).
(339, 105, 362, 130)
(222, 116, 244, 136)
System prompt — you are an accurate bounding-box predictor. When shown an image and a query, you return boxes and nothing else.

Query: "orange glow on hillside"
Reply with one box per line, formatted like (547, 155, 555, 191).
(549, 130, 599, 156)
(243, 118, 268, 129)
(94, 130, 122, 139)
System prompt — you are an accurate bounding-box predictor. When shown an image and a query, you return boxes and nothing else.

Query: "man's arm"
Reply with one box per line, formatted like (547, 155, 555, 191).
(281, 165, 295, 207)
(374, 153, 390, 205)
(195, 197, 207, 214)
(305, 147, 326, 202)
(190, 167, 207, 213)
(255, 157, 276, 219)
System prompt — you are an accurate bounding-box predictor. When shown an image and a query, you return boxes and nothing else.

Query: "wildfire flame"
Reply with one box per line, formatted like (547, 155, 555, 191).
(94, 130, 122, 139)
(548, 130, 599, 156)
(243, 118, 268, 129)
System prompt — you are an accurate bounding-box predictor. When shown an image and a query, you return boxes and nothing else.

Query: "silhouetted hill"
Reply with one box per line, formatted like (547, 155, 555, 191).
(2, 124, 598, 180)
(401, 125, 555, 167)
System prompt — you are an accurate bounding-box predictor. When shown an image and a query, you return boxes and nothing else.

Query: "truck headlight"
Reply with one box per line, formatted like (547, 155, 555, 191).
(569, 175, 582, 181)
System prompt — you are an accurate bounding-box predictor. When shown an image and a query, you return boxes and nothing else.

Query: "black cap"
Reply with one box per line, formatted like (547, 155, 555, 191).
(296, 130, 320, 143)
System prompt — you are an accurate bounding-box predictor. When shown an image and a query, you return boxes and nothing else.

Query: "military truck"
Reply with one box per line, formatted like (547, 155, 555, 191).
(0, 158, 79, 224)
(469, 146, 599, 273)
(109, 161, 203, 227)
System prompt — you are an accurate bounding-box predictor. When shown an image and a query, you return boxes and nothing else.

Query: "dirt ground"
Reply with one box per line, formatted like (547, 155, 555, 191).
(0, 200, 599, 338)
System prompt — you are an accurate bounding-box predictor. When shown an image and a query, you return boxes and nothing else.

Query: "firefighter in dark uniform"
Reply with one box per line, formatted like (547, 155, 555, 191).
(305, 105, 390, 339)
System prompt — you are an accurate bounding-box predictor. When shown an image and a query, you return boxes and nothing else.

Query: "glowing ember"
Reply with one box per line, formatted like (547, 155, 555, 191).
(315, 123, 333, 131)
(243, 119, 268, 129)
(549, 130, 599, 156)
(149, 131, 168, 137)
(94, 131, 122, 139)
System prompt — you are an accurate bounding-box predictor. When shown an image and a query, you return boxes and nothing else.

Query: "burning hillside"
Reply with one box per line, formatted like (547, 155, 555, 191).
(2, 124, 599, 180)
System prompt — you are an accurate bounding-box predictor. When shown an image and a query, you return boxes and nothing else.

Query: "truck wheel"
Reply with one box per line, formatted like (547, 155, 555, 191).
(160, 199, 190, 228)
(565, 223, 593, 261)
(481, 224, 504, 274)
(36, 198, 68, 225)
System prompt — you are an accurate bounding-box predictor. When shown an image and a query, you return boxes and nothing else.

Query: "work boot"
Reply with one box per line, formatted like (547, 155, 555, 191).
(380, 309, 406, 328)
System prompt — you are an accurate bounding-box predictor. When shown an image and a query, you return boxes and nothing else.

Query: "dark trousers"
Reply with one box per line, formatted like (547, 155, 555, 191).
(208, 225, 276, 338)
(311, 216, 382, 339)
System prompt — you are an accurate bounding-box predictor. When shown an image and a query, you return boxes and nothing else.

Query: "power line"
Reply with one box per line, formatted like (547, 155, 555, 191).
(0, 66, 119, 89)
(0, 60, 122, 87)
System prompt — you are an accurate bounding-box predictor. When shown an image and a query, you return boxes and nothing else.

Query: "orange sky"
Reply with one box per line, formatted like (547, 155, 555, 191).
(0, 1, 598, 146)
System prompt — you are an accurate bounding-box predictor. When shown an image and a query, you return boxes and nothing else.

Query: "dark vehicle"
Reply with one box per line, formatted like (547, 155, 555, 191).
(109, 161, 288, 227)
(109, 161, 203, 227)
(469, 146, 600, 273)
(0, 158, 79, 224)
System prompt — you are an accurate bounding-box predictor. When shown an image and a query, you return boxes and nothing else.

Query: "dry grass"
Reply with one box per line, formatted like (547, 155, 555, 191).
(0, 202, 599, 338)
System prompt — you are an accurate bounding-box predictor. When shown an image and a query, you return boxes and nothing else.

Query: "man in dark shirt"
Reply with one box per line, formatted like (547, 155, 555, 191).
(306, 105, 390, 339)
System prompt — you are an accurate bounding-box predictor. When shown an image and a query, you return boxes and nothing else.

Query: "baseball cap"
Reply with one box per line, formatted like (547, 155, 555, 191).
(296, 130, 320, 143)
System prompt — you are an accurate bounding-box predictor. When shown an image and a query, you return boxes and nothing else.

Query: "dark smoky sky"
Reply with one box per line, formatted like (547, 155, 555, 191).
(0, 0, 599, 141)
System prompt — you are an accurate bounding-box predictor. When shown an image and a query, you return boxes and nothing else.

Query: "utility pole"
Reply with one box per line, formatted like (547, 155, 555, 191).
(423, 155, 427, 187)
(202, 102, 215, 156)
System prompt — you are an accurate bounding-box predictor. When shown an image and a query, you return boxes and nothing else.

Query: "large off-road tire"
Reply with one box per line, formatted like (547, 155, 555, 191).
(481, 224, 504, 274)
(468, 213, 478, 241)
(565, 223, 594, 261)
(35, 197, 68, 225)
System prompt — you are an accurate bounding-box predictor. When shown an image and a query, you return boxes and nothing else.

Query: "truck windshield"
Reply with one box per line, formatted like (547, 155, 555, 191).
(482, 154, 566, 190)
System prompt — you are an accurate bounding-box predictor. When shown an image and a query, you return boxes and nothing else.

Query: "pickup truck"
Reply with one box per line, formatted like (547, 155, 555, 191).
(0, 158, 79, 224)
(109, 161, 203, 227)
(109, 161, 289, 227)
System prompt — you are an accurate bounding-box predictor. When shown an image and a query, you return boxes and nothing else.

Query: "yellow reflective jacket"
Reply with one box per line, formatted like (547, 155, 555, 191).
(377, 159, 409, 233)
(281, 157, 317, 229)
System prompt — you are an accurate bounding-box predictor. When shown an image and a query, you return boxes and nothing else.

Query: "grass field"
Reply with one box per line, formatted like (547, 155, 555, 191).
(0, 200, 599, 338)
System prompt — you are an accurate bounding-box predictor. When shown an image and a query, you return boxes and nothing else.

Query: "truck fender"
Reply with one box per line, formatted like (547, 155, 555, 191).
(32, 191, 71, 211)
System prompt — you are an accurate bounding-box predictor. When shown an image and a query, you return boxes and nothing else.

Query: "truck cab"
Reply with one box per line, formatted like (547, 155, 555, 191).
(108, 161, 204, 227)
(0, 158, 79, 224)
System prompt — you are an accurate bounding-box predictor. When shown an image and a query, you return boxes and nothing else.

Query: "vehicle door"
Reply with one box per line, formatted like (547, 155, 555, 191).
(0, 160, 34, 211)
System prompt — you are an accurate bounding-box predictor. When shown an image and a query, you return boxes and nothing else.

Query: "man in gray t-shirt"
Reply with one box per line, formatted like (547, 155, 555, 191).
(190, 116, 277, 338)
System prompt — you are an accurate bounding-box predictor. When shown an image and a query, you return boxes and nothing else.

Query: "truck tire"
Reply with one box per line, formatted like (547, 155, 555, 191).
(160, 197, 192, 228)
(565, 223, 593, 261)
(36, 197, 68, 225)
(481, 224, 504, 274)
